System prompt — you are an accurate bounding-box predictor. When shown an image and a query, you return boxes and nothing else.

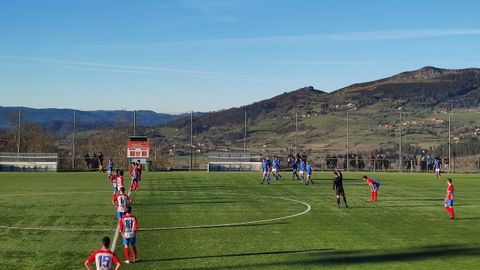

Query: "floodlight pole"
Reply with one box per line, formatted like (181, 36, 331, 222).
(17, 109, 21, 159)
(72, 110, 76, 170)
(190, 111, 193, 172)
(346, 111, 349, 172)
(448, 110, 451, 173)
(399, 112, 402, 172)
(133, 110, 137, 136)
(295, 111, 298, 154)
(244, 110, 247, 154)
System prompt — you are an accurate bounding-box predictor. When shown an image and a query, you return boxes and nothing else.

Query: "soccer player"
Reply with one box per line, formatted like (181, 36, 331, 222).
(291, 158, 300, 180)
(333, 170, 348, 208)
(116, 170, 125, 191)
(129, 162, 139, 192)
(136, 160, 143, 182)
(112, 187, 132, 220)
(305, 162, 315, 185)
(109, 170, 118, 194)
(261, 156, 271, 184)
(84, 236, 121, 270)
(106, 158, 114, 178)
(119, 206, 139, 264)
(363, 175, 381, 202)
(444, 178, 455, 219)
(272, 155, 282, 180)
(433, 157, 442, 179)
(298, 159, 306, 182)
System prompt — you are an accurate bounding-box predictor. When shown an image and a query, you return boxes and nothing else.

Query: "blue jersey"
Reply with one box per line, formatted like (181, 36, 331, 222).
(299, 161, 306, 171)
(272, 159, 280, 170)
(107, 161, 114, 171)
(262, 160, 271, 171)
(434, 160, 441, 169)
(306, 164, 313, 175)
(292, 160, 298, 170)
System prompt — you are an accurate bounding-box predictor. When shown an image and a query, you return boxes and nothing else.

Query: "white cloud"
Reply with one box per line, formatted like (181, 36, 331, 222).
(86, 28, 480, 48)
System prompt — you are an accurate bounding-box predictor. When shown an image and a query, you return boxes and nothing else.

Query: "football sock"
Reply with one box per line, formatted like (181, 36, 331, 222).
(124, 247, 130, 261)
(132, 246, 137, 260)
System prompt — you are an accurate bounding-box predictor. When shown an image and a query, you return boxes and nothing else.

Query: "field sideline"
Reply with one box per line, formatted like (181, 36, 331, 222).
(0, 171, 479, 269)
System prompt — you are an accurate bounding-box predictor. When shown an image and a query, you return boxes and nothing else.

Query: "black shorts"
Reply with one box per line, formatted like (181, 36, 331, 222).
(335, 187, 345, 195)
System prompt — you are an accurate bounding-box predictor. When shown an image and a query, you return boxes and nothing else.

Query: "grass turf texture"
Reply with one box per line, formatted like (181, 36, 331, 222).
(0, 171, 479, 269)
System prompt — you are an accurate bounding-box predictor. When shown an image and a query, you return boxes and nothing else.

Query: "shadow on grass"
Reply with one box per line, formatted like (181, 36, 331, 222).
(139, 248, 333, 263)
(150, 245, 480, 270)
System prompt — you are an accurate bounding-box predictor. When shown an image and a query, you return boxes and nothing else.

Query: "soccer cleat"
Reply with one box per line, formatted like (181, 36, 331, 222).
(336, 204, 340, 208)
(124, 260, 130, 264)
(345, 205, 349, 208)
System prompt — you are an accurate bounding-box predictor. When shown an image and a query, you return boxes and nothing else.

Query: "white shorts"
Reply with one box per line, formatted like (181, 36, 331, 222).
(272, 168, 278, 173)
(299, 170, 304, 175)
(435, 168, 440, 173)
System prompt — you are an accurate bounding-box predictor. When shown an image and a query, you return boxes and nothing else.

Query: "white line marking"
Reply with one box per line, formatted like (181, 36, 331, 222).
(0, 190, 312, 234)
(139, 193, 312, 231)
(139, 192, 311, 231)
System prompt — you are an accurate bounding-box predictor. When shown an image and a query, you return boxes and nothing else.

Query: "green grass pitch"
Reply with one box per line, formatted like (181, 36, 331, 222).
(1, 171, 479, 269)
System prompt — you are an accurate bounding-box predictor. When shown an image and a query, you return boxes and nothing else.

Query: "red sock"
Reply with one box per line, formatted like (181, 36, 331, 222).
(371, 192, 375, 201)
(132, 246, 137, 260)
(374, 192, 377, 202)
(124, 247, 130, 261)
(449, 208, 455, 218)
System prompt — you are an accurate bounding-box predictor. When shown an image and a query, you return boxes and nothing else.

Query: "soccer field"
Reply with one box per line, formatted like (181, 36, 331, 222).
(1, 171, 479, 270)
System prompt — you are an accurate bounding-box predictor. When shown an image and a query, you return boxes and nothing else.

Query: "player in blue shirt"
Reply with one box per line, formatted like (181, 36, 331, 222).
(261, 156, 272, 184)
(291, 158, 300, 180)
(107, 158, 115, 179)
(299, 159, 306, 182)
(272, 155, 282, 180)
(433, 157, 442, 179)
(305, 162, 315, 185)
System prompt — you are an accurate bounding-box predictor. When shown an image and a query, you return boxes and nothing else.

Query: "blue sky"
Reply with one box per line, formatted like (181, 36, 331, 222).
(1, 0, 480, 113)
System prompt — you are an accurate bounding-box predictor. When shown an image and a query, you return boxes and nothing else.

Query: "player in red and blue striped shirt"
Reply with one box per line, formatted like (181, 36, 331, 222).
(119, 206, 139, 263)
(84, 237, 121, 270)
(363, 175, 381, 202)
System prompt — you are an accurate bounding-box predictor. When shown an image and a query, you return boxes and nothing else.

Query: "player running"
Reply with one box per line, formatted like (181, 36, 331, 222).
(272, 155, 282, 180)
(112, 187, 132, 220)
(298, 159, 306, 182)
(119, 206, 139, 264)
(363, 175, 381, 203)
(305, 162, 315, 185)
(84, 236, 121, 270)
(291, 158, 300, 180)
(333, 170, 348, 208)
(261, 156, 272, 184)
(444, 178, 455, 219)
(434, 157, 442, 179)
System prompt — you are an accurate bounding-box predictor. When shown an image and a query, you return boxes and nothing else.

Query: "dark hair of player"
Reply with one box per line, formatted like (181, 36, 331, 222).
(126, 205, 132, 214)
(120, 187, 125, 193)
(119, 170, 124, 176)
(102, 237, 111, 247)
(447, 178, 452, 183)
(363, 175, 368, 180)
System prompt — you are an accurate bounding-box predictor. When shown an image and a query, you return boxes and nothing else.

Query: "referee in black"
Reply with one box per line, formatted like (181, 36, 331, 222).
(333, 169, 348, 208)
